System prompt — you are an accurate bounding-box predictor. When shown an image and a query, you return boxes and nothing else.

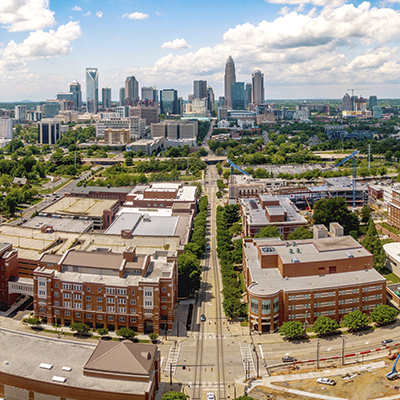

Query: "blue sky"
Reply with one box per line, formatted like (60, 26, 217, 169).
(1, 0, 400, 102)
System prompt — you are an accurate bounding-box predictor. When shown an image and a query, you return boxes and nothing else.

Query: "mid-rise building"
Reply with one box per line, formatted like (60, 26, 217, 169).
(341, 93, 352, 111)
(207, 86, 215, 112)
(224, 56, 236, 109)
(142, 86, 158, 102)
(160, 89, 179, 115)
(251, 70, 264, 105)
(245, 83, 252, 108)
(369, 95, 378, 110)
(119, 87, 125, 106)
(86, 68, 99, 114)
(27, 110, 42, 122)
(38, 118, 61, 144)
(34, 247, 177, 334)
(150, 120, 198, 140)
(56, 92, 74, 110)
(193, 80, 207, 99)
(96, 116, 146, 141)
(102, 87, 112, 109)
(232, 82, 245, 110)
(388, 189, 400, 230)
(125, 76, 139, 106)
(373, 106, 382, 119)
(44, 100, 61, 118)
(0, 118, 13, 139)
(70, 80, 82, 110)
(0, 243, 18, 305)
(14, 105, 27, 121)
(116, 105, 129, 117)
(130, 104, 159, 125)
(243, 225, 385, 333)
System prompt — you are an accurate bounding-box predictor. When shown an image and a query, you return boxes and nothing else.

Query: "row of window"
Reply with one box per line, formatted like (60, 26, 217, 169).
(56, 302, 169, 312)
(54, 309, 138, 322)
(250, 298, 279, 314)
(58, 284, 167, 294)
(288, 287, 382, 301)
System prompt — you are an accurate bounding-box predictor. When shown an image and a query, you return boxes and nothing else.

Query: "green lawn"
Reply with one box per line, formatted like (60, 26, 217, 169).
(384, 272, 400, 284)
(380, 222, 400, 236)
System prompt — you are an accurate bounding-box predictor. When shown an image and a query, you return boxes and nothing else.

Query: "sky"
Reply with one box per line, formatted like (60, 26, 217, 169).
(1, 0, 400, 102)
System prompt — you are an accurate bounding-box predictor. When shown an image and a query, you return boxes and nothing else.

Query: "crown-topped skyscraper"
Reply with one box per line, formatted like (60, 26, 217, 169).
(224, 56, 236, 109)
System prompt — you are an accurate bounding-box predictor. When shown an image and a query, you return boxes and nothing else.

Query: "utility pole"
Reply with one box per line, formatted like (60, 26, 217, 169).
(368, 144, 371, 170)
(341, 335, 346, 367)
(316, 338, 320, 370)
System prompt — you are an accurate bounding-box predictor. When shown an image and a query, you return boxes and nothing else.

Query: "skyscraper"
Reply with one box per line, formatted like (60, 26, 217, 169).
(207, 86, 214, 113)
(125, 76, 139, 106)
(224, 56, 236, 109)
(142, 86, 158, 102)
(86, 68, 99, 114)
(15, 105, 27, 121)
(69, 80, 82, 110)
(232, 82, 245, 110)
(193, 80, 207, 99)
(245, 83, 252, 108)
(102, 87, 112, 109)
(369, 95, 378, 110)
(160, 89, 179, 115)
(341, 93, 352, 111)
(251, 70, 264, 105)
(119, 87, 125, 106)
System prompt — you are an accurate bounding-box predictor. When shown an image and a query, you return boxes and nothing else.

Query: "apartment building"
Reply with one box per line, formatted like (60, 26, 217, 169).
(243, 224, 385, 333)
(150, 120, 198, 140)
(0, 243, 19, 305)
(388, 188, 400, 230)
(240, 194, 306, 239)
(96, 116, 146, 140)
(229, 175, 286, 199)
(34, 247, 177, 334)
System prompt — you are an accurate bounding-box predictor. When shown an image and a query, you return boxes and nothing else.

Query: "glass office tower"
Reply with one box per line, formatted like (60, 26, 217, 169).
(86, 68, 99, 114)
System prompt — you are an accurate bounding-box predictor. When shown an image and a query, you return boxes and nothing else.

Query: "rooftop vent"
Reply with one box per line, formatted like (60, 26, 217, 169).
(286, 242, 290, 247)
(291, 257, 300, 263)
(289, 248, 294, 254)
(39, 363, 53, 370)
(292, 241, 296, 247)
(296, 248, 301, 253)
(345, 251, 354, 258)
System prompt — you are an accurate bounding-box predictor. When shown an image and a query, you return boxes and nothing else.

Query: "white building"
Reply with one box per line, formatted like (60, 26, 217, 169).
(15, 105, 26, 121)
(0, 118, 13, 139)
(96, 116, 146, 140)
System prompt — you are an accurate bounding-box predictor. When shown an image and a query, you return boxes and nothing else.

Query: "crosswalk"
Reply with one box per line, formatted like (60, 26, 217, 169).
(164, 342, 182, 375)
(191, 333, 228, 340)
(239, 342, 256, 378)
(186, 381, 226, 389)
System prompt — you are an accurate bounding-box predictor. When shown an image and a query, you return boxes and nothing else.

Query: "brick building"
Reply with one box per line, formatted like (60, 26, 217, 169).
(243, 224, 386, 333)
(0, 243, 19, 305)
(67, 186, 133, 205)
(388, 189, 400, 230)
(34, 247, 177, 334)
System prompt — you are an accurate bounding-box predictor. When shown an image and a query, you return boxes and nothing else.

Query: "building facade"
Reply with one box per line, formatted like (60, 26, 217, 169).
(142, 86, 158, 102)
(224, 56, 236, 109)
(14, 105, 27, 121)
(70, 80, 82, 110)
(232, 82, 245, 110)
(38, 119, 61, 144)
(0, 118, 13, 139)
(388, 189, 400, 230)
(102, 87, 112, 109)
(86, 68, 99, 114)
(125, 76, 139, 106)
(251, 70, 264, 105)
(160, 89, 179, 115)
(193, 80, 207, 99)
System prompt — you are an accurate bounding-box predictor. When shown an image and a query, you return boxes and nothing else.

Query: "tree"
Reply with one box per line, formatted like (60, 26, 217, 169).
(23, 316, 41, 328)
(97, 328, 109, 337)
(385, 150, 393, 161)
(361, 205, 372, 224)
(312, 316, 339, 336)
(149, 332, 158, 342)
(162, 392, 188, 400)
(313, 197, 359, 235)
(234, 397, 256, 400)
(223, 204, 240, 225)
(361, 220, 387, 273)
(125, 156, 133, 166)
(343, 310, 370, 332)
(255, 226, 282, 239)
(370, 305, 399, 326)
(279, 321, 305, 339)
(178, 252, 201, 297)
(287, 226, 313, 240)
(69, 322, 90, 335)
(116, 327, 137, 340)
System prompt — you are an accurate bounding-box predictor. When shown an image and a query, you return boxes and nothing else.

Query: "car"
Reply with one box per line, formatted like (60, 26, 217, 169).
(200, 314, 206, 322)
(383, 339, 394, 346)
(207, 393, 215, 400)
(317, 378, 336, 386)
(207, 244, 210, 250)
(282, 356, 297, 363)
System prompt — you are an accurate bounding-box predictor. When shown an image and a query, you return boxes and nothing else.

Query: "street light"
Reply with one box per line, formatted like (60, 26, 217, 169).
(341, 335, 346, 367)
(228, 383, 237, 399)
(253, 345, 260, 379)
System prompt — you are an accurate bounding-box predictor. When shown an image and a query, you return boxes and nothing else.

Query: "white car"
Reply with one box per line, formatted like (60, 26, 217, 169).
(207, 393, 216, 400)
(317, 378, 336, 386)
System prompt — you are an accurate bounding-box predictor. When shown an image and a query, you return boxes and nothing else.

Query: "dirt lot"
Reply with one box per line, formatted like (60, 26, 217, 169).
(251, 358, 400, 400)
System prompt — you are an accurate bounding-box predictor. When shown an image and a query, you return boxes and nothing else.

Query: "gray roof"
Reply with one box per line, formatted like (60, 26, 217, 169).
(70, 186, 133, 195)
(104, 213, 142, 235)
(23, 216, 93, 233)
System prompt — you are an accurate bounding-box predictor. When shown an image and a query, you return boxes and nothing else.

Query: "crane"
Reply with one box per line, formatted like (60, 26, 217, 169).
(386, 351, 400, 380)
(346, 88, 369, 111)
(327, 150, 359, 209)
(227, 159, 251, 199)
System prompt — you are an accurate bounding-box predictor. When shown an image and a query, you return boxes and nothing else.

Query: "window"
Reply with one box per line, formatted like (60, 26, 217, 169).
(97, 306, 103, 311)
(289, 295, 296, 301)
(251, 298, 258, 313)
(145, 291, 153, 297)
(106, 298, 115, 303)
(39, 290, 46, 296)
(98, 288, 102, 293)
(55, 283, 59, 288)
(162, 287, 167, 293)
(106, 306, 115, 312)
(117, 289, 127, 295)
(63, 283, 72, 290)
(65, 311, 70, 316)
(76, 312, 81, 318)
(162, 305, 167, 310)
(118, 307, 126, 313)
(63, 293, 71, 299)
(54, 292, 59, 298)
(273, 298, 279, 313)
(162, 296, 167, 302)
(130, 308, 136, 313)
(87, 287, 90, 292)
(119, 317, 125, 322)
(261, 299, 271, 315)
(74, 285, 83, 291)
(145, 310, 152, 315)
(97, 297, 102, 302)
(303, 294, 310, 299)
(54, 301, 60, 306)
(63, 302, 71, 308)
(314, 293, 321, 298)
(87, 313, 92, 319)
(74, 303, 82, 309)
(117, 298, 126, 304)
(106, 288, 115, 294)
(86, 296, 91, 301)
(144, 300, 153, 306)
(39, 281, 46, 287)
(131, 290, 135, 295)
(74, 294, 82, 300)
(131, 317, 136, 323)
(97, 315, 103, 320)
(86, 304, 92, 310)
(54, 309, 60, 315)
(108, 316, 114, 321)
(130, 299, 136, 305)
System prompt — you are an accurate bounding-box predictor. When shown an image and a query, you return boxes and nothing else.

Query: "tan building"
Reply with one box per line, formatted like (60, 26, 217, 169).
(150, 120, 198, 140)
(243, 225, 385, 333)
(34, 247, 177, 334)
(388, 189, 400, 230)
(104, 127, 130, 144)
(229, 175, 286, 199)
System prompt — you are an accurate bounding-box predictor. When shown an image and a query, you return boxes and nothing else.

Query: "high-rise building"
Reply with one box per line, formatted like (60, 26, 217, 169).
(86, 68, 99, 114)
(38, 119, 61, 144)
(69, 80, 82, 110)
(14, 105, 27, 121)
(119, 87, 125, 106)
(102, 87, 112, 109)
(219, 96, 225, 107)
(224, 56, 236, 109)
(160, 89, 179, 115)
(193, 80, 207, 99)
(0, 119, 13, 139)
(142, 86, 158, 102)
(125, 76, 139, 106)
(207, 86, 214, 113)
(251, 70, 264, 105)
(341, 93, 352, 112)
(232, 82, 245, 110)
(369, 95, 378, 110)
(245, 83, 252, 108)
(44, 100, 60, 118)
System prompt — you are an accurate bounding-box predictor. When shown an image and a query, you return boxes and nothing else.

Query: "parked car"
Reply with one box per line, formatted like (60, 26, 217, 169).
(207, 244, 210, 250)
(282, 356, 297, 363)
(317, 378, 336, 386)
(383, 339, 394, 346)
(207, 394, 215, 400)
(200, 314, 206, 322)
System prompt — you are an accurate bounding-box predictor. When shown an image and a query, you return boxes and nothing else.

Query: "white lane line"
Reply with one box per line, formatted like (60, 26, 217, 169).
(259, 345, 264, 359)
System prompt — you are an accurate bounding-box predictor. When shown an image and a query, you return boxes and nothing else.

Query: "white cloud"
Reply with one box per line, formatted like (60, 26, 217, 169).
(266, 0, 345, 6)
(0, 0, 55, 32)
(122, 12, 149, 20)
(278, 6, 290, 15)
(161, 38, 192, 50)
(96, 11, 103, 18)
(155, 12, 163, 16)
(0, 21, 81, 71)
(72, 6, 82, 11)
(83, 11, 91, 17)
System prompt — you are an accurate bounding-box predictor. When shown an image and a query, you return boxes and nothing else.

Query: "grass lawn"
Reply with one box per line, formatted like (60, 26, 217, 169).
(384, 272, 400, 284)
(380, 222, 400, 236)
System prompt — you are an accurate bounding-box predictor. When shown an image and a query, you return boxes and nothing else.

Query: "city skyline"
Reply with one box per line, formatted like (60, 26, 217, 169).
(1, 0, 400, 102)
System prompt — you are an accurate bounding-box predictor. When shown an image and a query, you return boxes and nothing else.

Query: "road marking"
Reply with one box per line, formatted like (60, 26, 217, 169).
(259, 344, 264, 359)
(164, 342, 182, 375)
(239, 342, 256, 377)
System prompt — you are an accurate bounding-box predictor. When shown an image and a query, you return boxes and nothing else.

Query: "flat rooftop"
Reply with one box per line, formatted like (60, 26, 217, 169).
(69, 186, 132, 195)
(23, 216, 93, 233)
(0, 329, 151, 395)
(41, 197, 118, 217)
(244, 237, 383, 296)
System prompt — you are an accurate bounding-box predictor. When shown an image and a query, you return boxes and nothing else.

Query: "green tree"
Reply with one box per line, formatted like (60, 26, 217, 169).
(361, 220, 386, 273)
(361, 205, 372, 224)
(69, 322, 90, 335)
(255, 226, 282, 239)
(223, 204, 240, 225)
(116, 327, 137, 340)
(312, 316, 339, 336)
(178, 252, 201, 297)
(162, 392, 188, 400)
(343, 310, 370, 332)
(23, 316, 41, 328)
(234, 397, 256, 400)
(97, 328, 109, 337)
(385, 150, 393, 161)
(313, 197, 359, 235)
(279, 321, 305, 339)
(149, 332, 159, 342)
(287, 226, 313, 240)
(370, 305, 399, 326)
(125, 156, 133, 166)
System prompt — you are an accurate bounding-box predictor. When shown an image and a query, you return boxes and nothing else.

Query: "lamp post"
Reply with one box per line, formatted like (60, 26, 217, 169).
(253, 345, 260, 378)
(229, 383, 236, 399)
(341, 335, 346, 367)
